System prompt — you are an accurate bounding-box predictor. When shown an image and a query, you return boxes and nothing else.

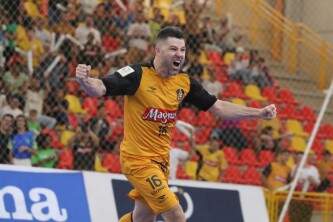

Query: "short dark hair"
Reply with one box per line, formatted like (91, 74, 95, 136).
(156, 26, 184, 41)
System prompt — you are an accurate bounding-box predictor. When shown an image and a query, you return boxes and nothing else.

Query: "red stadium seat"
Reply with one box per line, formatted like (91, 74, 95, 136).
(242, 167, 262, 185)
(258, 150, 275, 167)
(104, 99, 123, 120)
(196, 111, 215, 127)
(262, 87, 281, 103)
(223, 147, 240, 165)
(222, 166, 243, 184)
(221, 82, 248, 99)
(312, 139, 324, 155)
(83, 97, 99, 117)
(67, 113, 79, 128)
(57, 149, 73, 169)
(248, 100, 262, 108)
(176, 165, 190, 180)
(41, 128, 63, 149)
(102, 153, 121, 173)
(298, 106, 316, 123)
(278, 104, 298, 119)
(239, 148, 259, 167)
(207, 51, 224, 66)
(178, 108, 196, 125)
(278, 88, 297, 105)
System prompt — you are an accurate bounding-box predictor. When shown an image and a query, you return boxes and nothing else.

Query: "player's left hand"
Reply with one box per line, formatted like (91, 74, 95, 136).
(259, 104, 277, 119)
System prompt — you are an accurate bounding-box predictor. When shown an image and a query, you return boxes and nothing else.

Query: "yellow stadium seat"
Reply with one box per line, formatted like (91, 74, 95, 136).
(286, 156, 295, 169)
(185, 160, 198, 180)
(65, 94, 86, 114)
(245, 84, 266, 101)
(95, 154, 108, 172)
(199, 51, 210, 65)
(223, 52, 235, 65)
(231, 98, 246, 106)
(290, 136, 307, 152)
(173, 9, 186, 24)
(60, 129, 75, 147)
(286, 119, 309, 137)
(325, 140, 333, 154)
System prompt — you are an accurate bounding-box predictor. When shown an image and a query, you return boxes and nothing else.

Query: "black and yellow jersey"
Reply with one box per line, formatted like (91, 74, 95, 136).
(101, 62, 217, 158)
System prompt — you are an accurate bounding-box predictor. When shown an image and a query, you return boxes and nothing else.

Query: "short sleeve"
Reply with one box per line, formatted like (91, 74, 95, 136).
(101, 64, 142, 96)
(183, 77, 217, 111)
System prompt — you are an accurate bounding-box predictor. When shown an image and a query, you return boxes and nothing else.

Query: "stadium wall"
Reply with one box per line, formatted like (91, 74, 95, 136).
(284, 0, 333, 43)
(0, 164, 269, 222)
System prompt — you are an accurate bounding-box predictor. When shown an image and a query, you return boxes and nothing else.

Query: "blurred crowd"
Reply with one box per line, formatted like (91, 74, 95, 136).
(0, 0, 333, 198)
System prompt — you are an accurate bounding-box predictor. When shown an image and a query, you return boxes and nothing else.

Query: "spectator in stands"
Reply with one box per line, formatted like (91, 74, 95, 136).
(75, 15, 101, 45)
(0, 78, 8, 107)
(24, 76, 56, 129)
(249, 57, 273, 88)
(2, 63, 28, 94)
(93, 3, 109, 35)
(255, 126, 292, 153)
(317, 151, 333, 192)
(289, 152, 320, 222)
(0, 113, 14, 164)
(184, 0, 209, 53)
(27, 109, 41, 135)
(0, 94, 23, 118)
(78, 32, 103, 67)
(149, 8, 164, 41)
(263, 149, 291, 190)
(11, 114, 36, 166)
(70, 123, 99, 170)
(228, 47, 251, 84)
(32, 133, 58, 168)
(127, 12, 151, 51)
(34, 17, 52, 49)
(196, 134, 228, 182)
(88, 104, 113, 151)
(202, 66, 224, 97)
(200, 16, 216, 45)
(44, 88, 69, 126)
(184, 52, 204, 79)
(22, 28, 45, 68)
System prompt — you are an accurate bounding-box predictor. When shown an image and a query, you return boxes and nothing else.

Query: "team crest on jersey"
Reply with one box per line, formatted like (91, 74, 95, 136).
(176, 89, 185, 102)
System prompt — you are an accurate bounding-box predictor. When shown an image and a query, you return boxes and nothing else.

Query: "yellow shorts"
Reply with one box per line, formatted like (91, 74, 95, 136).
(120, 154, 178, 214)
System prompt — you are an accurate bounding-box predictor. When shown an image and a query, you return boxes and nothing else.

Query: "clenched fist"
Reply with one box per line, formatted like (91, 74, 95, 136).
(259, 104, 277, 119)
(76, 64, 91, 81)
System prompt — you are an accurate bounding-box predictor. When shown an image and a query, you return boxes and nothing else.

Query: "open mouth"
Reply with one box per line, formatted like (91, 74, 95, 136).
(173, 61, 181, 67)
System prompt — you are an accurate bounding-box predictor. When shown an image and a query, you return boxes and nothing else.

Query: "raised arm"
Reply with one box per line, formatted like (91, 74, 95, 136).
(76, 64, 106, 97)
(209, 100, 276, 120)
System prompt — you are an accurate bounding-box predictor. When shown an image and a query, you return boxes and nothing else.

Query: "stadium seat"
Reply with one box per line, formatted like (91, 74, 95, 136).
(222, 166, 243, 184)
(258, 150, 275, 167)
(238, 119, 258, 132)
(239, 148, 259, 167)
(248, 100, 262, 108)
(102, 153, 121, 173)
(24, 1, 41, 18)
(222, 82, 247, 99)
(245, 84, 266, 101)
(325, 140, 333, 154)
(312, 139, 324, 155)
(57, 149, 73, 169)
(231, 98, 246, 106)
(290, 136, 307, 152)
(286, 119, 309, 137)
(223, 147, 240, 165)
(60, 129, 76, 147)
(195, 127, 212, 144)
(262, 87, 281, 103)
(176, 165, 190, 180)
(207, 51, 224, 66)
(196, 111, 215, 127)
(104, 99, 122, 120)
(41, 128, 63, 149)
(223, 52, 235, 65)
(242, 167, 262, 185)
(278, 89, 297, 105)
(298, 106, 316, 123)
(178, 108, 196, 125)
(83, 97, 99, 117)
(278, 104, 298, 119)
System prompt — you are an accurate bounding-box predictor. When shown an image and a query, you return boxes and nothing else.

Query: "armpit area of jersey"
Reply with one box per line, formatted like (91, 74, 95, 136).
(101, 65, 142, 96)
(183, 77, 217, 111)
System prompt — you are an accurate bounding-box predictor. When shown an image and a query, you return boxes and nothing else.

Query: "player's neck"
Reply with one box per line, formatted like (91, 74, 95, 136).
(153, 58, 170, 78)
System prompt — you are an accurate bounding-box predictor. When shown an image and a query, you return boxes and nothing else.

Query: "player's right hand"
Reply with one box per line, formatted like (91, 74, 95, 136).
(76, 64, 91, 80)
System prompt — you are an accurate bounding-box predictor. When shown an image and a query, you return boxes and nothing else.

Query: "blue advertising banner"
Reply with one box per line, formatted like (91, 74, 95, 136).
(0, 170, 91, 222)
(112, 179, 244, 222)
